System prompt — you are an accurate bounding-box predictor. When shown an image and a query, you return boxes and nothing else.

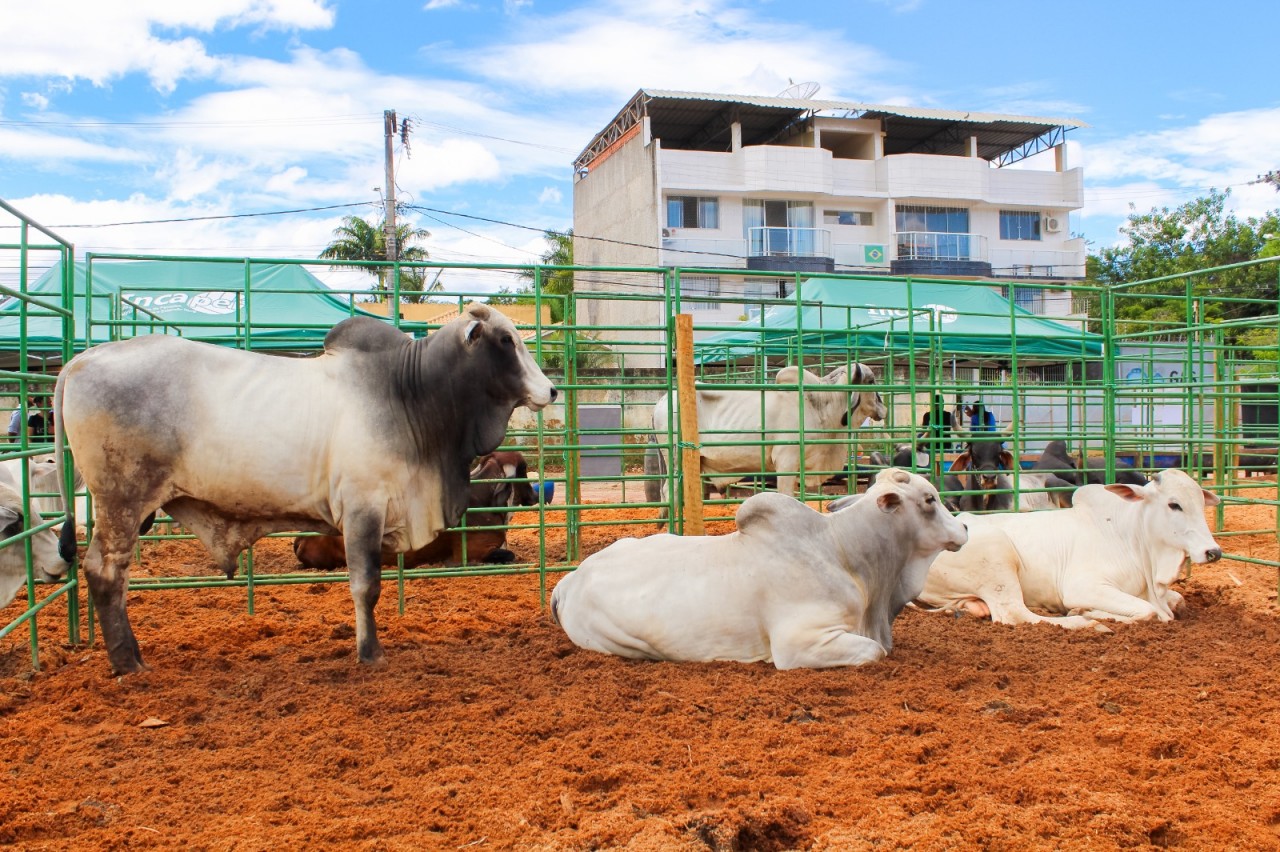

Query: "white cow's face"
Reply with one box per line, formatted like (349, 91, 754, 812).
(871, 468, 968, 554)
(1106, 469, 1222, 565)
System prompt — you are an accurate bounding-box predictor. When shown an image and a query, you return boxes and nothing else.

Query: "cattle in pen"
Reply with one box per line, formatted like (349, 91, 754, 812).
(55, 304, 555, 674)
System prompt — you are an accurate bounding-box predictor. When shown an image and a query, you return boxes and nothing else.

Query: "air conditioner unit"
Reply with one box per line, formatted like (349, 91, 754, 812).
(1043, 215, 1062, 233)
(661, 228, 672, 237)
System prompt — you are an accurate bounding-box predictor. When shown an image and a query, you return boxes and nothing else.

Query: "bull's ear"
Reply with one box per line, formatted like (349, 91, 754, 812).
(0, 506, 21, 538)
(876, 491, 903, 513)
(827, 493, 863, 512)
(998, 451, 1015, 470)
(1201, 487, 1221, 507)
(950, 453, 972, 473)
(1104, 483, 1145, 502)
(463, 319, 484, 346)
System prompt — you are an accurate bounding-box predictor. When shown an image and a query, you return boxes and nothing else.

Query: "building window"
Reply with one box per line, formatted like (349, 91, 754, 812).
(667, 196, 719, 229)
(1002, 285, 1039, 311)
(895, 205, 969, 234)
(742, 279, 794, 317)
(681, 275, 720, 311)
(823, 210, 873, 226)
(1000, 211, 1041, 241)
(895, 205, 970, 260)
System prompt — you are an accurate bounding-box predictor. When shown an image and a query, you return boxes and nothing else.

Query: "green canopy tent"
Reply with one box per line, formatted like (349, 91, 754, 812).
(696, 277, 1104, 364)
(0, 259, 378, 366)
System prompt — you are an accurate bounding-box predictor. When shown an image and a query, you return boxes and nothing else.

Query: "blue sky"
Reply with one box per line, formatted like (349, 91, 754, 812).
(1, 0, 1277, 293)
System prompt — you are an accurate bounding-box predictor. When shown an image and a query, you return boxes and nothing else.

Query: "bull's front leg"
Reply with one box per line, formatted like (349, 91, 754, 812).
(1063, 583, 1165, 623)
(771, 624, 887, 669)
(344, 512, 386, 665)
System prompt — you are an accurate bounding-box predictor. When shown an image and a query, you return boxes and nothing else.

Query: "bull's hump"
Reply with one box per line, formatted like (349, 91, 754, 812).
(324, 316, 410, 354)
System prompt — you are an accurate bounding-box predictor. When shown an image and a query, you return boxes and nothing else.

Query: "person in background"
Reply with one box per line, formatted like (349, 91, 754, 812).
(964, 401, 997, 432)
(7, 398, 28, 441)
(7, 397, 47, 441)
(918, 395, 954, 462)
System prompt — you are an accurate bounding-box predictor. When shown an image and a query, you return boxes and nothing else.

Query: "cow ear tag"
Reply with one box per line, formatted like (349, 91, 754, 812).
(876, 492, 902, 513)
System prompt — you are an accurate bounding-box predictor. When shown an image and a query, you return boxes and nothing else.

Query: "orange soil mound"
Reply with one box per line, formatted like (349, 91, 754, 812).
(2, 497, 1279, 850)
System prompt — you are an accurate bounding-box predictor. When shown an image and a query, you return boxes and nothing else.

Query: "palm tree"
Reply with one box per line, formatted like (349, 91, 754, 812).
(516, 229, 574, 322)
(319, 214, 435, 302)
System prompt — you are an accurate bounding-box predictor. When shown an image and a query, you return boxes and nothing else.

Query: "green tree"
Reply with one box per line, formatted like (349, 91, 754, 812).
(492, 229, 574, 323)
(1088, 190, 1280, 337)
(319, 214, 436, 303)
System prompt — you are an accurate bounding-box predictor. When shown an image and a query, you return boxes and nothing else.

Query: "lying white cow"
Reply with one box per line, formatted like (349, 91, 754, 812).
(645, 363, 886, 506)
(0, 474, 72, 609)
(552, 468, 967, 669)
(920, 469, 1221, 629)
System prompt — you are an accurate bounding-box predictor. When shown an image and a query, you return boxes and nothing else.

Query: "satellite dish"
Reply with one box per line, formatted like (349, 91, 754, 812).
(777, 81, 820, 100)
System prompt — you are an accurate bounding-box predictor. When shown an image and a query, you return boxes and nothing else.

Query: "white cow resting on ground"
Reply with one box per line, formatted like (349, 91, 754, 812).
(645, 363, 886, 508)
(552, 468, 967, 669)
(919, 468, 1221, 629)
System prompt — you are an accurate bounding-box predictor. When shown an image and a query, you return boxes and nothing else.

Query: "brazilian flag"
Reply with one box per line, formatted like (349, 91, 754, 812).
(864, 245, 885, 263)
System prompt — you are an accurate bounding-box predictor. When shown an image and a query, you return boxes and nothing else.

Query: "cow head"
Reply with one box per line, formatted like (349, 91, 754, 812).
(775, 363, 886, 427)
(951, 424, 1015, 492)
(468, 451, 538, 510)
(1103, 469, 1222, 566)
(460, 303, 557, 413)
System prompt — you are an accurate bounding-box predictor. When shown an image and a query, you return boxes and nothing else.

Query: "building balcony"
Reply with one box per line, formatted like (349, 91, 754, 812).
(745, 227, 834, 273)
(891, 231, 991, 277)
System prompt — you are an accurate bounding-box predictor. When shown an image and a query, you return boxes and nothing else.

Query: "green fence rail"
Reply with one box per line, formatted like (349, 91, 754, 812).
(2, 210, 1277, 670)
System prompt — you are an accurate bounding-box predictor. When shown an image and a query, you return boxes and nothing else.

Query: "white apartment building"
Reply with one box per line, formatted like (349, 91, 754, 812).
(572, 89, 1086, 364)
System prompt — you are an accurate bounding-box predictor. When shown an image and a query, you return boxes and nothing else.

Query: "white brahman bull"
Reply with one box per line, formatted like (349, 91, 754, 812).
(920, 469, 1221, 629)
(645, 363, 886, 507)
(55, 304, 555, 674)
(551, 468, 967, 669)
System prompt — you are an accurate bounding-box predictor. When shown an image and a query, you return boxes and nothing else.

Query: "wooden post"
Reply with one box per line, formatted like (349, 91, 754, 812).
(674, 313, 705, 536)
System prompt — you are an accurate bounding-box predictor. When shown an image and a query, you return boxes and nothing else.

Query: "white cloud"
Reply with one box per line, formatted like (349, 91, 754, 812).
(1080, 105, 1280, 221)
(423, 0, 464, 7)
(538, 186, 562, 205)
(20, 92, 49, 110)
(452, 0, 901, 102)
(0, 2, 334, 93)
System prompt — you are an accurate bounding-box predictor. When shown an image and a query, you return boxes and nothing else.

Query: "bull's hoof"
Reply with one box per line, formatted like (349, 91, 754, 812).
(357, 640, 386, 667)
(108, 656, 150, 676)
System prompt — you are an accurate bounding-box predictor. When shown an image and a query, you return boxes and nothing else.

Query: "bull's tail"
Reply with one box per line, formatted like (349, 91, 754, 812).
(53, 374, 78, 565)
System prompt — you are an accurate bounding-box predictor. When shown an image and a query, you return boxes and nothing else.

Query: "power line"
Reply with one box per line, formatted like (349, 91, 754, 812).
(0, 202, 377, 230)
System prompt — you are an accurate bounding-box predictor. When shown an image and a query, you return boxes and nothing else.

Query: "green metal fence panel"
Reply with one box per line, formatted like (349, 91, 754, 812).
(1, 220, 1276, 670)
(0, 199, 78, 670)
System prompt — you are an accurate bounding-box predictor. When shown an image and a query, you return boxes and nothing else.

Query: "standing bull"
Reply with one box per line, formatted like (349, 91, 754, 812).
(55, 304, 555, 674)
(644, 363, 886, 512)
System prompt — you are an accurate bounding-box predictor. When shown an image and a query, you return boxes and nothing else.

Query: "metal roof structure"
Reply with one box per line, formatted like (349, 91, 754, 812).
(575, 89, 1088, 172)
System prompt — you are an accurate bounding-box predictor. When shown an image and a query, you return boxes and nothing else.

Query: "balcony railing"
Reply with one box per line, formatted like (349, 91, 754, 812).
(895, 231, 988, 262)
(747, 227, 832, 259)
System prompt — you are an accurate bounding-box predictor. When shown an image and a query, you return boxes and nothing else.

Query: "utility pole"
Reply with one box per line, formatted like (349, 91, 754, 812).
(383, 109, 398, 265)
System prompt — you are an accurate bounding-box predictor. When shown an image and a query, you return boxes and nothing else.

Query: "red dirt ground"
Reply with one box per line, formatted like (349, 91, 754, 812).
(2, 490, 1280, 851)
